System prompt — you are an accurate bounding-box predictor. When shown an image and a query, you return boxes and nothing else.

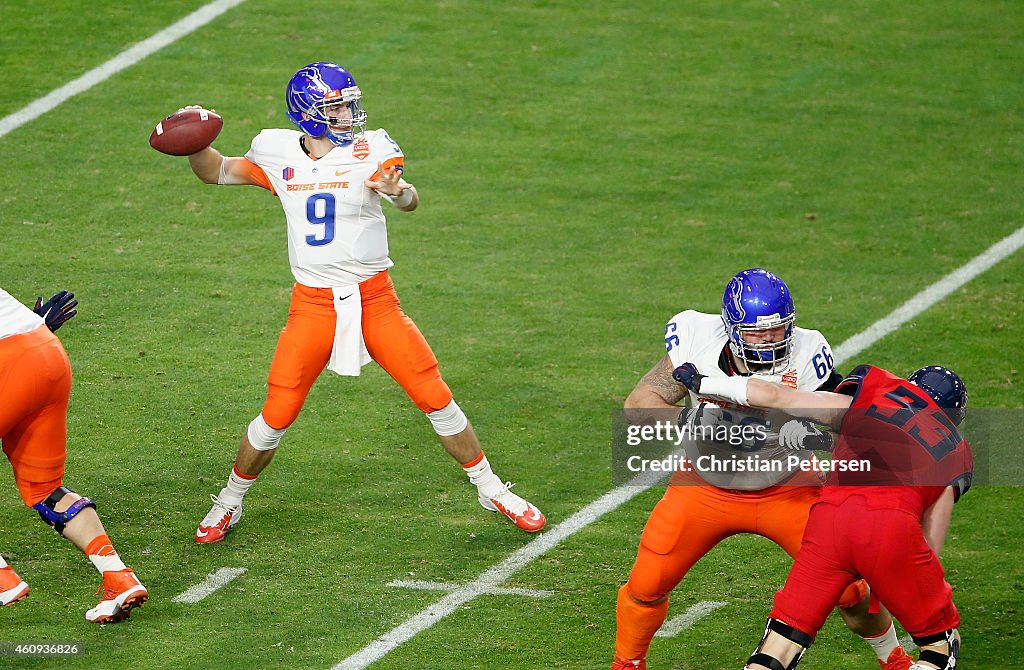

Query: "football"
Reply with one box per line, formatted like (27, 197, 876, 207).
(149, 107, 223, 156)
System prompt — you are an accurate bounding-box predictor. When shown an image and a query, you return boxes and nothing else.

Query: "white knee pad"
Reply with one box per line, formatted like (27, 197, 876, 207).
(247, 414, 286, 451)
(426, 400, 469, 437)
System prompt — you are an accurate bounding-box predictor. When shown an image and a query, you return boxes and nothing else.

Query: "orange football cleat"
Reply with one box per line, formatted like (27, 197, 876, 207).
(0, 565, 30, 606)
(611, 656, 647, 670)
(195, 494, 243, 544)
(86, 569, 147, 623)
(478, 482, 545, 533)
(879, 645, 914, 670)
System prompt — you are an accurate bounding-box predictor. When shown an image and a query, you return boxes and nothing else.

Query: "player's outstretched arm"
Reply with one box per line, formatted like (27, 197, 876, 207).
(672, 363, 850, 428)
(187, 145, 226, 184)
(743, 378, 850, 429)
(188, 148, 265, 187)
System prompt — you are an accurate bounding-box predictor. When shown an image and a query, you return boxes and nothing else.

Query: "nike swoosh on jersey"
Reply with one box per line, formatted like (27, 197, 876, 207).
(337, 293, 354, 302)
(335, 170, 351, 176)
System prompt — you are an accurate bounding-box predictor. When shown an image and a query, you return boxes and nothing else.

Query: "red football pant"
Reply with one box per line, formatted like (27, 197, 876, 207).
(262, 271, 454, 429)
(771, 494, 959, 639)
(0, 326, 69, 506)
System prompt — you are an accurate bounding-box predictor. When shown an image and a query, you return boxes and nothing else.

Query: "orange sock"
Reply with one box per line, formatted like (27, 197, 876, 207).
(615, 584, 669, 660)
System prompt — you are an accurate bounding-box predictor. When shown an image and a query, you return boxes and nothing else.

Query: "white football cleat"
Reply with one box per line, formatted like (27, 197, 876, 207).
(195, 494, 243, 544)
(478, 482, 545, 533)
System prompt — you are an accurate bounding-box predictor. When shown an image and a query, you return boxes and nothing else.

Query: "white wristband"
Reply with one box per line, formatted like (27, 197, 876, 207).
(389, 187, 414, 208)
(698, 376, 750, 406)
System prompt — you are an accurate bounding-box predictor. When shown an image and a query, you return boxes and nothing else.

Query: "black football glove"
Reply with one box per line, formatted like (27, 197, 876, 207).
(33, 290, 78, 332)
(671, 362, 705, 391)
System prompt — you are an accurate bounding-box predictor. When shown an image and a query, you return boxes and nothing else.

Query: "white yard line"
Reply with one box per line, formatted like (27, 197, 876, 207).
(387, 579, 554, 599)
(331, 225, 1024, 670)
(832, 226, 1024, 363)
(654, 601, 729, 638)
(172, 567, 247, 604)
(0, 0, 247, 140)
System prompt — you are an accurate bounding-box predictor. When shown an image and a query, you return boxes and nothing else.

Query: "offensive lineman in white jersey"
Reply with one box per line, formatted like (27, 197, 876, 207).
(612, 269, 912, 670)
(173, 62, 544, 543)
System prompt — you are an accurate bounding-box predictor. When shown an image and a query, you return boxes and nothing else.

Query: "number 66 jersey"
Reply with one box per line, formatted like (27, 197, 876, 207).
(664, 310, 839, 489)
(242, 127, 406, 288)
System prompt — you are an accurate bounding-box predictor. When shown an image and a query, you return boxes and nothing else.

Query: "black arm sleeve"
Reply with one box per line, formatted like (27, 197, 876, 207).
(816, 370, 844, 393)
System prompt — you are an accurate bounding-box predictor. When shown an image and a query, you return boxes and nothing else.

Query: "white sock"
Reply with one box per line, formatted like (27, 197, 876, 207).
(462, 453, 504, 498)
(864, 621, 900, 661)
(0, 555, 8, 569)
(220, 466, 257, 506)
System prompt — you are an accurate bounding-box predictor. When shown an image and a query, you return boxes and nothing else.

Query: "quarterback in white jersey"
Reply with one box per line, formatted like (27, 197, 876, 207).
(175, 62, 544, 545)
(612, 269, 908, 670)
(242, 126, 404, 287)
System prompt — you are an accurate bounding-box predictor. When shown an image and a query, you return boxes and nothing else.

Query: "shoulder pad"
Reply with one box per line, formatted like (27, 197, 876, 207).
(835, 364, 872, 396)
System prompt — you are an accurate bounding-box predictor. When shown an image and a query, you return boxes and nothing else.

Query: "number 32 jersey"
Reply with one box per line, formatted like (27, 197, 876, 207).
(244, 128, 406, 287)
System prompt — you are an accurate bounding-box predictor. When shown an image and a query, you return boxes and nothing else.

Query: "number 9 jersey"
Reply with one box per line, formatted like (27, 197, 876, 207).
(242, 127, 406, 287)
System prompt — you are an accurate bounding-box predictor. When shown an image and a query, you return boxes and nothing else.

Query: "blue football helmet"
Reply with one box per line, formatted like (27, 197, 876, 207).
(908, 365, 969, 426)
(285, 62, 367, 146)
(721, 268, 796, 373)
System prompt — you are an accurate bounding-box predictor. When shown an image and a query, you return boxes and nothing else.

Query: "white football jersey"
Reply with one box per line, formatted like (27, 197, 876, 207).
(244, 128, 405, 287)
(664, 310, 836, 489)
(0, 288, 44, 340)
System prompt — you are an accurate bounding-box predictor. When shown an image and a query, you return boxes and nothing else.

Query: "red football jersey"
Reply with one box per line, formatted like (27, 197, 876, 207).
(823, 365, 973, 516)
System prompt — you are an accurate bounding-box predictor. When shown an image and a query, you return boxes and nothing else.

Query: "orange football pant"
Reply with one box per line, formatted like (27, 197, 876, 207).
(0, 325, 70, 506)
(616, 482, 866, 660)
(261, 270, 454, 429)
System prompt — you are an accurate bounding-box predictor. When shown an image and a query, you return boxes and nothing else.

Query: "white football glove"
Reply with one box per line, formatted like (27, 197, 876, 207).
(778, 419, 831, 451)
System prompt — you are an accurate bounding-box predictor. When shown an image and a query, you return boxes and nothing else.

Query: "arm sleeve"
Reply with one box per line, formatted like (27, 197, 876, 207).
(816, 369, 844, 392)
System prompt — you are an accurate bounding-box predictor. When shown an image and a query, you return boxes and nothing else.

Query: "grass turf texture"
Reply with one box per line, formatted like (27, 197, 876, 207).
(1, 0, 1021, 668)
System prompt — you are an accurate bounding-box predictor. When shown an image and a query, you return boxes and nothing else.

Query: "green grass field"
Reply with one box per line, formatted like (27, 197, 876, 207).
(1, 1, 1021, 668)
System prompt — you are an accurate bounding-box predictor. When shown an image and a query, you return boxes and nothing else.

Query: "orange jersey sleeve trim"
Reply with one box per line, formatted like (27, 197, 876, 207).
(370, 156, 405, 181)
(239, 158, 276, 194)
